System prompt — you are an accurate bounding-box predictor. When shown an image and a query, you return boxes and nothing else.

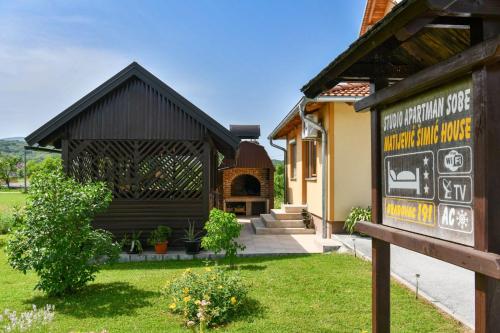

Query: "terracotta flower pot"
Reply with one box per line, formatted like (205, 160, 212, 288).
(154, 241, 168, 254)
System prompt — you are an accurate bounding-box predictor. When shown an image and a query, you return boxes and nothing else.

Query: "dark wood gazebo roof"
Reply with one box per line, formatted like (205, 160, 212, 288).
(301, 0, 500, 99)
(24, 62, 241, 245)
(26, 62, 239, 157)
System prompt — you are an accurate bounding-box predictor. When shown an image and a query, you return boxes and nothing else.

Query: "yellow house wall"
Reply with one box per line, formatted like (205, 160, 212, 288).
(305, 104, 329, 220)
(332, 102, 371, 221)
(286, 128, 304, 205)
(282, 101, 370, 233)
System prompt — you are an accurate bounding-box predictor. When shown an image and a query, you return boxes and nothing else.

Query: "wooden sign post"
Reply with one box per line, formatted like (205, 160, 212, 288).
(356, 36, 500, 333)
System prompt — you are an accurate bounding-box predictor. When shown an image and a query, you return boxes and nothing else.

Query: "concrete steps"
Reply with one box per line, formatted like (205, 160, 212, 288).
(270, 208, 302, 220)
(261, 214, 304, 228)
(283, 204, 307, 213)
(251, 217, 315, 235)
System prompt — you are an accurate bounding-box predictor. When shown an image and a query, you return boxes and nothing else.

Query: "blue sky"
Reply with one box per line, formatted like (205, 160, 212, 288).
(0, 0, 366, 159)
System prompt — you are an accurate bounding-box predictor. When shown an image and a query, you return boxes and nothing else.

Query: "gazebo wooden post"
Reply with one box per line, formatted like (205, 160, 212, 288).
(370, 79, 390, 333)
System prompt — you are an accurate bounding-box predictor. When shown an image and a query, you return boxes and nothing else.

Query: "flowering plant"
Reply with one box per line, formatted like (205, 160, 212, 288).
(164, 266, 248, 329)
(0, 304, 55, 333)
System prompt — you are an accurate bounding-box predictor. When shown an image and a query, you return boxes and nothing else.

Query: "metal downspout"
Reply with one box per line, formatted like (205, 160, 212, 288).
(269, 139, 287, 204)
(298, 97, 328, 239)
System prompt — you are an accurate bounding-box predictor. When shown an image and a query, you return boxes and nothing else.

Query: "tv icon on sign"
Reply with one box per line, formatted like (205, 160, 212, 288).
(444, 150, 463, 172)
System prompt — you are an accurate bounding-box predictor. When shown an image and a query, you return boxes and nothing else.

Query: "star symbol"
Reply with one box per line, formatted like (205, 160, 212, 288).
(423, 171, 429, 179)
(423, 156, 429, 166)
(424, 185, 429, 194)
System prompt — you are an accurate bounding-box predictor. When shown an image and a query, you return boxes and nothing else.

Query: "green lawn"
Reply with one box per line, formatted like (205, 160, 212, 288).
(0, 237, 467, 333)
(0, 193, 467, 332)
(0, 191, 26, 213)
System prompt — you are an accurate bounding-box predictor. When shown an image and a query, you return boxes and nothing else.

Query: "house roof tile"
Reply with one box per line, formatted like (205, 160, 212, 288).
(320, 82, 371, 97)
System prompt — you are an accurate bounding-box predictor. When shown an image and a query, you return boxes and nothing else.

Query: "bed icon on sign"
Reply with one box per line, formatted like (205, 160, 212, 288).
(443, 150, 463, 172)
(384, 151, 434, 200)
(388, 162, 420, 195)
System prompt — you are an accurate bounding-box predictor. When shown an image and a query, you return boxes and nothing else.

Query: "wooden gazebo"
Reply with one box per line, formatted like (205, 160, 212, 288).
(26, 62, 240, 246)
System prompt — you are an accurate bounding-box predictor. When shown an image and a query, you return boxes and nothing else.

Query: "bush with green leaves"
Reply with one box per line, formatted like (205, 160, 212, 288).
(6, 168, 120, 296)
(26, 155, 62, 178)
(202, 209, 245, 265)
(274, 162, 284, 208)
(0, 212, 14, 235)
(344, 206, 372, 234)
(165, 266, 248, 329)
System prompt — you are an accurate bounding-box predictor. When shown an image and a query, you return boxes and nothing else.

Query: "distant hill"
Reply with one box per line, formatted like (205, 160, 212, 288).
(0, 137, 53, 162)
(272, 159, 283, 166)
(0, 137, 25, 141)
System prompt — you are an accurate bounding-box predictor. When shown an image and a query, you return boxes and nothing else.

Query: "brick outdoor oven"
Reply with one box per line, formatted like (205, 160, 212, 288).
(218, 125, 274, 216)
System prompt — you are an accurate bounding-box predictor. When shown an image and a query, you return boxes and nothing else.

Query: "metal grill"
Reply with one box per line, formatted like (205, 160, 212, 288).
(67, 139, 204, 200)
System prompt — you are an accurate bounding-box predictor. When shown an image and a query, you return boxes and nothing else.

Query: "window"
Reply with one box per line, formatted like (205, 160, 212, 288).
(289, 140, 297, 179)
(305, 140, 317, 178)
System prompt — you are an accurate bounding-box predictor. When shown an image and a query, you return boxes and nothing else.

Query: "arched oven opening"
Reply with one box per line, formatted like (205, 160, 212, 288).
(231, 174, 261, 197)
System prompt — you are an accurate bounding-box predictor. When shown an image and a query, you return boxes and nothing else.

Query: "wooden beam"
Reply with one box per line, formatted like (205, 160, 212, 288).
(372, 238, 390, 332)
(302, 0, 431, 97)
(355, 35, 500, 112)
(355, 222, 500, 279)
(341, 63, 418, 81)
(370, 79, 390, 333)
(395, 16, 436, 41)
(427, 0, 500, 17)
(472, 52, 500, 332)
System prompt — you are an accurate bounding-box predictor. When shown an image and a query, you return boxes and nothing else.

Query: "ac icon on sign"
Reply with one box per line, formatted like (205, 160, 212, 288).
(438, 204, 473, 233)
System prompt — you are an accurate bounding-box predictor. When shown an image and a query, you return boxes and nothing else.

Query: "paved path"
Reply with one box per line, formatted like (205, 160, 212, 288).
(334, 234, 474, 328)
(119, 217, 326, 262)
(236, 217, 324, 254)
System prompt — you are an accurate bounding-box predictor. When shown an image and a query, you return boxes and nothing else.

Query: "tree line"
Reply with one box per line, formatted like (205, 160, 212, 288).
(0, 153, 61, 189)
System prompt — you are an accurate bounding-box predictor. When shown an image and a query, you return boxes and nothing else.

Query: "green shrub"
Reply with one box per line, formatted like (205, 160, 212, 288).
(0, 211, 14, 234)
(6, 168, 120, 296)
(26, 155, 62, 178)
(165, 266, 248, 329)
(344, 206, 371, 234)
(202, 209, 245, 266)
(274, 162, 284, 208)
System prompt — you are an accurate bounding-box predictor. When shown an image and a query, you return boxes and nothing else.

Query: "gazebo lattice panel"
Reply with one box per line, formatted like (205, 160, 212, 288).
(67, 139, 205, 200)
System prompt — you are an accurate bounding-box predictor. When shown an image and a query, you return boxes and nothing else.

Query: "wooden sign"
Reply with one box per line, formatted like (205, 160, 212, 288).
(380, 78, 474, 246)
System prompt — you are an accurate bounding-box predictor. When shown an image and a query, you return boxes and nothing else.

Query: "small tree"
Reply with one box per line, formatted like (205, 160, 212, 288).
(26, 155, 62, 178)
(7, 168, 120, 296)
(274, 162, 284, 208)
(202, 208, 245, 266)
(0, 154, 20, 189)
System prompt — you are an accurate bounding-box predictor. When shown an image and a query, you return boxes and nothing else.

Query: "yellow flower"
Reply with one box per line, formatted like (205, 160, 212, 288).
(195, 300, 201, 305)
(183, 296, 191, 303)
(218, 285, 223, 289)
(182, 287, 189, 294)
(230, 296, 237, 305)
(169, 303, 177, 310)
(205, 267, 212, 272)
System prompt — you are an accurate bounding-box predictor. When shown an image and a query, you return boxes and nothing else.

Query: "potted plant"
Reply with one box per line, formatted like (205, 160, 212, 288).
(121, 231, 143, 254)
(148, 225, 172, 254)
(183, 219, 203, 255)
